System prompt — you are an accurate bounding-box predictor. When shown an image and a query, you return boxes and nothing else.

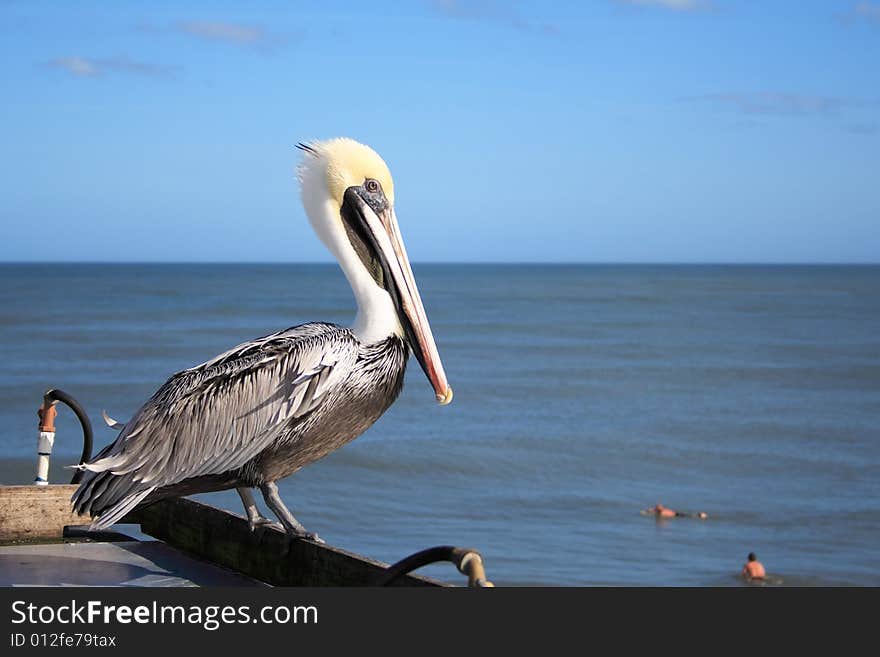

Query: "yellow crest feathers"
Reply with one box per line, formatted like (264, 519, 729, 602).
(297, 138, 395, 206)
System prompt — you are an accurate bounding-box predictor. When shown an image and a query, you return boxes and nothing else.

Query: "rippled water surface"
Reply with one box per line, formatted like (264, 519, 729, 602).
(1, 264, 878, 585)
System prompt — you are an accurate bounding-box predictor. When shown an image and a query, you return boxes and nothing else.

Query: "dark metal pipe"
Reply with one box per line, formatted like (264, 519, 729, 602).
(377, 545, 493, 587)
(42, 389, 93, 484)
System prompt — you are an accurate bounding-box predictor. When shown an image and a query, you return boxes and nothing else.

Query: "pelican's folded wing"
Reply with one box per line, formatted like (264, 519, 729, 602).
(72, 323, 357, 526)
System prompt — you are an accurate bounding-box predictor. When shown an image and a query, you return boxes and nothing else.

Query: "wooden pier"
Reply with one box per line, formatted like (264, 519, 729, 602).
(0, 484, 443, 587)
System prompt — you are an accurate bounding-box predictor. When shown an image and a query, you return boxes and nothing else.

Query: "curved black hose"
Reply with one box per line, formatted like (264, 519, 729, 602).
(43, 389, 93, 484)
(376, 545, 490, 587)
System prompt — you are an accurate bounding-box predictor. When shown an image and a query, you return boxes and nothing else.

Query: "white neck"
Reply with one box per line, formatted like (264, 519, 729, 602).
(301, 190, 402, 345)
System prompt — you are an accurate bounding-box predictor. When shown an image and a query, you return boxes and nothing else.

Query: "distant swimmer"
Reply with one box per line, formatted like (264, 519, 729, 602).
(742, 552, 766, 580)
(649, 503, 677, 518)
(641, 503, 708, 519)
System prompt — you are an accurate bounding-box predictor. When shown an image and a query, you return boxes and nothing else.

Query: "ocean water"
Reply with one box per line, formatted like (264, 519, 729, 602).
(0, 263, 878, 586)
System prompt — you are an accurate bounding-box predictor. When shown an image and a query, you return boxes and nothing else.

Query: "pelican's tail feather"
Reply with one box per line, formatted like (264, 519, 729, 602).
(87, 487, 154, 530)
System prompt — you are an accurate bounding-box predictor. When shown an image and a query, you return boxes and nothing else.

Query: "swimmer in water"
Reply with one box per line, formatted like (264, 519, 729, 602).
(742, 552, 766, 580)
(641, 503, 708, 519)
(650, 503, 677, 518)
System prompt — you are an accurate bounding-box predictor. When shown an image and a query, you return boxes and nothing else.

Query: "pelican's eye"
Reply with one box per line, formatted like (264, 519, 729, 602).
(365, 179, 380, 194)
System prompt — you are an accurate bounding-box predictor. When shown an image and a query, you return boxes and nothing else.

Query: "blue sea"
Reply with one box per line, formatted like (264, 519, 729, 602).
(1, 264, 878, 586)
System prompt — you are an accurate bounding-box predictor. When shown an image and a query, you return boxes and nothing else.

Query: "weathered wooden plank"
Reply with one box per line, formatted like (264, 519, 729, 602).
(125, 498, 445, 587)
(0, 486, 445, 586)
(0, 485, 88, 541)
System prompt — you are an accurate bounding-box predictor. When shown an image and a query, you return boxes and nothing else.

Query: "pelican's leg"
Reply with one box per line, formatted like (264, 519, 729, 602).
(258, 481, 323, 543)
(236, 487, 280, 532)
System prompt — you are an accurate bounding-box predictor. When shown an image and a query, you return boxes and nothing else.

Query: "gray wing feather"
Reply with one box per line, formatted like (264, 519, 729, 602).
(72, 323, 356, 526)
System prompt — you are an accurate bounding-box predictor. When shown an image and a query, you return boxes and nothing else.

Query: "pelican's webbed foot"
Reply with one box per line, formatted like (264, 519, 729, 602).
(258, 481, 325, 545)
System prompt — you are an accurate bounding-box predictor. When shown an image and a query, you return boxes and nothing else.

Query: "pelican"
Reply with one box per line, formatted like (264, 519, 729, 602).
(72, 138, 453, 541)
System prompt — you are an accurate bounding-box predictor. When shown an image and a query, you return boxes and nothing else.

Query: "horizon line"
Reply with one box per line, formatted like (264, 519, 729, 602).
(0, 260, 878, 267)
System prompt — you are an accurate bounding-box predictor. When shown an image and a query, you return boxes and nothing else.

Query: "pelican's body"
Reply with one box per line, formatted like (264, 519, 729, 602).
(72, 139, 452, 538)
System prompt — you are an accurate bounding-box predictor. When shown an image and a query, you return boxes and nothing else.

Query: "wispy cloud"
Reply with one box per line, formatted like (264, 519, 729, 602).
(681, 92, 858, 117)
(854, 1, 880, 23)
(430, 0, 560, 36)
(49, 57, 98, 78)
(172, 20, 294, 52)
(47, 56, 175, 79)
(615, 0, 711, 11)
(846, 122, 878, 135)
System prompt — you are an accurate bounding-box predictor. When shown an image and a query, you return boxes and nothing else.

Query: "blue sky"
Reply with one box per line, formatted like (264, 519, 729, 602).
(1, 0, 878, 263)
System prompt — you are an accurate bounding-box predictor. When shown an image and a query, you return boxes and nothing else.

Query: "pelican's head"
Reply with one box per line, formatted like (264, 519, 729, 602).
(297, 138, 452, 405)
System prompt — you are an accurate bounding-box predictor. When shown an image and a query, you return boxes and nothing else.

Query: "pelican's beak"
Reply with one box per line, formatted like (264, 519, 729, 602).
(340, 187, 453, 405)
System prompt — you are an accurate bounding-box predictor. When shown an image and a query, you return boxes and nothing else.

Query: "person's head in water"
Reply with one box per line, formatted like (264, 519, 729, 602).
(748, 552, 757, 562)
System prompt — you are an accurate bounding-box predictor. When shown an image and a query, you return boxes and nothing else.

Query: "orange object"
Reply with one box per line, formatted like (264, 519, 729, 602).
(37, 402, 57, 433)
